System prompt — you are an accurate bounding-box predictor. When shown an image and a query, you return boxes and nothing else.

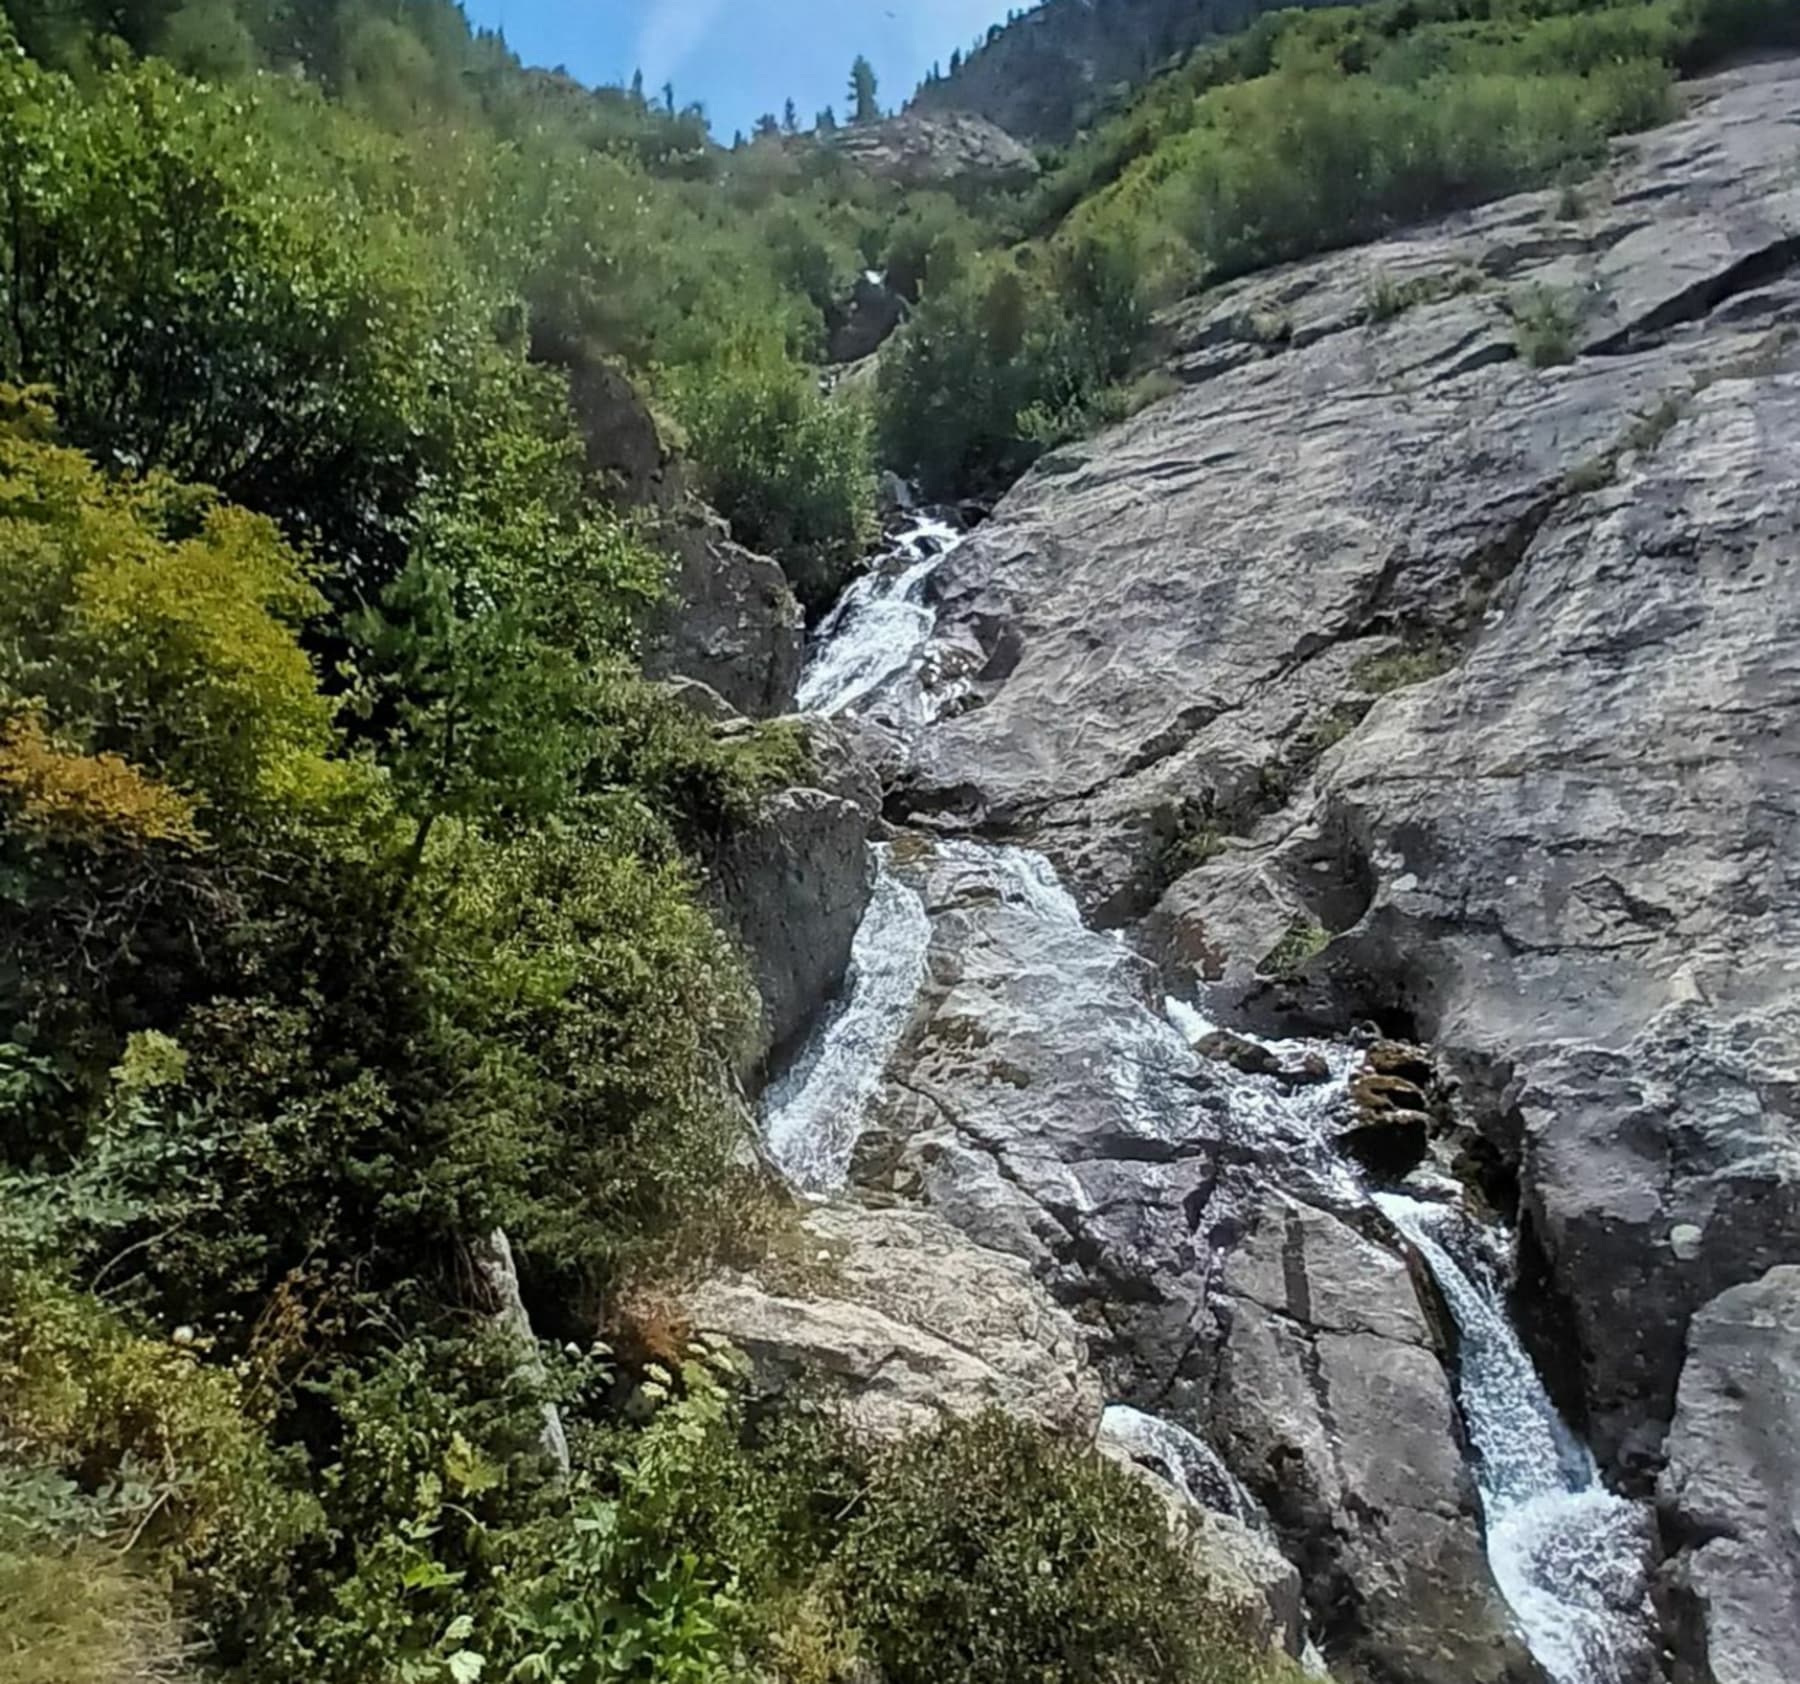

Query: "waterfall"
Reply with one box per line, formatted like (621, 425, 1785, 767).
(1100, 1404, 1258, 1524)
(762, 847, 931, 1195)
(765, 505, 1657, 1684)
(796, 514, 963, 721)
(1374, 1194, 1656, 1684)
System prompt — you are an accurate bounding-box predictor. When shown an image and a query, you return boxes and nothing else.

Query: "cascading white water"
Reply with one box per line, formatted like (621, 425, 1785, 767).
(1374, 1194, 1656, 1684)
(1165, 995, 1366, 1205)
(765, 505, 1657, 1684)
(796, 515, 963, 721)
(762, 847, 930, 1195)
(1100, 1404, 1257, 1524)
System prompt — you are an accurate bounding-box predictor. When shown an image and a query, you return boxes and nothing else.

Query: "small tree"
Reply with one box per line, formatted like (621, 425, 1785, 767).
(782, 97, 798, 133)
(630, 68, 644, 103)
(816, 104, 838, 133)
(754, 112, 779, 138)
(950, 47, 963, 74)
(848, 54, 880, 124)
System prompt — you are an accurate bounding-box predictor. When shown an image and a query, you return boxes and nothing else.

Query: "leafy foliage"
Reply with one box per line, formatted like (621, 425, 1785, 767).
(674, 347, 876, 614)
(841, 1411, 1277, 1684)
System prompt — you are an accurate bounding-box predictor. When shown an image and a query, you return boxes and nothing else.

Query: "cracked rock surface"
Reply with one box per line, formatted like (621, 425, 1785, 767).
(845, 58, 1800, 1681)
(1658, 1266, 1800, 1684)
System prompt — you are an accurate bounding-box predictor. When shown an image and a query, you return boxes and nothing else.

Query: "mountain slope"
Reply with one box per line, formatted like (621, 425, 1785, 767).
(911, 0, 1336, 141)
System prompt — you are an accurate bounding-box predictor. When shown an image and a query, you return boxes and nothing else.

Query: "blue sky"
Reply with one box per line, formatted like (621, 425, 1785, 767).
(461, 0, 1019, 140)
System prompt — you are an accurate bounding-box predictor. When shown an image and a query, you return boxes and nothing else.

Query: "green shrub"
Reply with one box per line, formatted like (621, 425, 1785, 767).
(0, 1526, 190, 1684)
(1364, 265, 1485, 323)
(1259, 917, 1331, 980)
(878, 233, 1149, 497)
(674, 348, 877, 615)
(1513, 284, 1583, 367)
(1355, 643, 1457, 692)
(841, 1412, 1274, 1684)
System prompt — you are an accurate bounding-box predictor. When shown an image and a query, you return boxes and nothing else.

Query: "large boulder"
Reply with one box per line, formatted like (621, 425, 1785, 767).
(892, 59, 1800, 1475)
(1658, 1267, 1800, 1684)
(643, 505, 804, 718)
(1208, 1191, 1542, 1684)
(683, 1202, 1102, 1441)
(708, 776, 874, 1068)
(706, 720, 882, 1067)
(828, 272, 907, 366)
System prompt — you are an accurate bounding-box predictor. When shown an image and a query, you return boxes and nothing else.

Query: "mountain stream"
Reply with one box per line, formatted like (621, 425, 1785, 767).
(758, 514, 1654, 1684)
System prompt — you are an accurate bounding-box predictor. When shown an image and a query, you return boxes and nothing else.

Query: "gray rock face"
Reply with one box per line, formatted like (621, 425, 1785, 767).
(839, 840, 1524, 1677)
(469, 1229, 570, 1474)
(684, 1202, 1102, 1441)
(895, 59, 1800, 1476)
(833, 110, 1038, 190)
(709, 776, 875, 1067)
(1209, 1191, 1542, 1684)
(556, 348, 683, 510)
(643, 505, 804, 718)
(910, 0, 1335, 144)
(1659, 1267, 1800, 1684)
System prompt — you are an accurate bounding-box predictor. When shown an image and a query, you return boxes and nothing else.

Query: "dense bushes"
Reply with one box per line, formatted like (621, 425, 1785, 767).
(1035, 0, 1796, 308)
(877, 233, 1147, 497)
(674, 349, 877, 614)
(842, 1413, 1278, 1684)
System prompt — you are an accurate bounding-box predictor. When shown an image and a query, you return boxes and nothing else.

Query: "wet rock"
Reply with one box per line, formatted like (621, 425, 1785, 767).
(643, 505, 804, 718)
(1209, 1191, 1542, 1684)
(683, 1203, 1101, 1441)
(854, 841, 1236, 1398)
(1339, 1111, 1430, 1180)
(829, 272, 906, 365)
(1658, 1266, 1800, 1684)
(1366, 1040, 1440, 1089)
(709, 783, 874, 1066)
(1196, 1028, 1331, 1087)
(891, 60, 1800, 1473)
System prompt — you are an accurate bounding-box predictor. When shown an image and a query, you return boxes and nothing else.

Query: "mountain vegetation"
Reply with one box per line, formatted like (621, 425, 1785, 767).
(0, 0, 1795, 1679)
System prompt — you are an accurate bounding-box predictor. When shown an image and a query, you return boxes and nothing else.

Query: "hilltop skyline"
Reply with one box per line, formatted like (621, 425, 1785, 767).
(461, 0, 1023, 138)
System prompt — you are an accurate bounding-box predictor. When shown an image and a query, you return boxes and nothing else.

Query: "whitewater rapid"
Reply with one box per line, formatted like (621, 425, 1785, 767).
(757, 509, 1653, 1684)
(1375, 1195, 1656, 1684)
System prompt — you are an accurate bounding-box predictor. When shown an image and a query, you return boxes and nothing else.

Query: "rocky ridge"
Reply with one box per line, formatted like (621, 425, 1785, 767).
(910, 0, 1336, 143)
(694, 57, 1800, 1684)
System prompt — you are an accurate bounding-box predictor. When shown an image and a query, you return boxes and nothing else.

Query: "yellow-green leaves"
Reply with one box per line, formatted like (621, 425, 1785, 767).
(0, 389, 361, 840)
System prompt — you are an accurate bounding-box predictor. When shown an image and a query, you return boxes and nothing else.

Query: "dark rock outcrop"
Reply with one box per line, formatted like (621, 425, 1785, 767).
(1658, 1267, 1800, 1684)
(709, 734, 879, 1066)
(911, 0, 1337, 144)
(642, 506, 803, 717)
(828, 272, 907, 365)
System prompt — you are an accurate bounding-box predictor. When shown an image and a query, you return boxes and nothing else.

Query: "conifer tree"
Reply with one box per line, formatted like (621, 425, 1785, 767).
(848, 54, 879, 124)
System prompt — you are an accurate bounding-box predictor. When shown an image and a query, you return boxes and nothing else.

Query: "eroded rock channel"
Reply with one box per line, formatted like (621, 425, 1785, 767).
(685, 58, 1800, 1684)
